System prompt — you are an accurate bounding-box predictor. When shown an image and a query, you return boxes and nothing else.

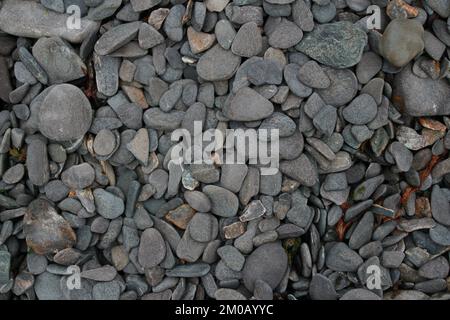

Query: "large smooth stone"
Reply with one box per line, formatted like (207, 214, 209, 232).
(0, 0, 99, 43)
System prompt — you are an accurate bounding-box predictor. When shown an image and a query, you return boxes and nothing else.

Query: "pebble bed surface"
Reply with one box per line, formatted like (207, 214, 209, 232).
(0, 0, 449, 301)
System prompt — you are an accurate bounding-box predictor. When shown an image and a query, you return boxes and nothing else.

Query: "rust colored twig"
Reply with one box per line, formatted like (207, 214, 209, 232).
(400, 153, 445, 207)
(336, 218, 352, 241)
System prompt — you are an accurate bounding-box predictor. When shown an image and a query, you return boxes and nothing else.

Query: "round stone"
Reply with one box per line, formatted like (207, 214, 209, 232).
(138, 228, 166, 268)
(380, 18, 424, 68)
(188, 212, 218, 243)
(202, 185, 239, 217)
(94, 129, 117, 156)
(242, 242, 288, 291)
(61, 163, 96, 189)
(93, 188, 125, 219)
(342, 94, 378, 125)
(196, 44, 241, 81)
(2, 163, 25, 184)
(38, 84, 92, 141)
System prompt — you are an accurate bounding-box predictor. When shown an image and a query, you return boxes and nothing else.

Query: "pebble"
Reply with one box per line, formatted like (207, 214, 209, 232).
(38, 84, 92, 141)
(429, 224, 450, 246)
(32, 37, 86, 84)
(418, 256, 449, 279)
(138, 23, 165, 49)
(24, 199, 76, 255)
(316, 68, 358, 106)
(61, 163, 95, 189)
(224, 87, 274, 121)
(166, 263, 210, 278)
(296, 21, 367, 68)
(292, 0, 314, 32)
(184, 191, 211, 212)
(349, 212, 374, 249)
(309, 274, 337, 300)
(431, 185, 450, 226)
(189, 213, 218, 243)
(231, 22, 262, 57)
(95, 22, 141, 55)
(197, 44, 241, 81)
(215, 20, 236, 50)
(280, 154, 319, 187)
(34, 272, 64, 300)
(217, 246, 246, 272)
(138, 228, 166, 268)
(93, 189, 125, 219)
(298, 61, 330, 89)
(163, 5, 185, 42)
(242, 242, 287, 292)
(126, 128, 149, 165)
(94, 54, 120, 97)
(356, 52, 382, 84)
(187, 27, 216, 54)
(393, 64, 450, 116)
(131, 0, 161, 12)
(340, 288, 381, 300)
(254, 279, 273, 300)
(389, 142, 413, 172)
(215, 288, 247, 300)
(93, 281, 121, 300)
(2, 164, 25, 185)
(326, 242, 363, 272)
(0, 0, 99, 43)
(342, 94, 378, 125)
(380, 18, 424, 67)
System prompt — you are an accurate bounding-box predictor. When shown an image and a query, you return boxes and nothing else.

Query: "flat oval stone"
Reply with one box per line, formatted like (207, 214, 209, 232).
(38, 84, 92, 141)
(138, 228, 166, 268)
(93, 189, 125, 219)
(94, 21, 141, 56)
(34, 272, 64, 300)
(202, 185, 239, 217)
(242, 242, 288, 291)
(0, 0, 99, 43)
(342, 94, 378, 125)
(223, 87, 274, 121)
(94, 129, 117, 156)
(340, 288, 381, 300)
(196, 44, 241, 81)
(325, 242, 363, 272)
(348, 212, 374, 249)
(184, 191, 211, 212)
(296, 21, 367, 68)
(429, 224, 450, 246)
(165, 263, 210, 277)
(189, 212, 218, 243)
(61, 163, 95, 189)
(418, 256, 449, 279)
(431, 185, 450, 226)
(259, 112, 296, 138)
(215, 288, 247, 300)
(2, 164, 25, 184)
